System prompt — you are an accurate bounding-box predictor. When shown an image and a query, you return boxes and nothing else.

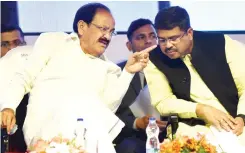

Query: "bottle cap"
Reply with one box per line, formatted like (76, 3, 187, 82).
(149, 117, 156, 121)
(77, 118, 84, 121)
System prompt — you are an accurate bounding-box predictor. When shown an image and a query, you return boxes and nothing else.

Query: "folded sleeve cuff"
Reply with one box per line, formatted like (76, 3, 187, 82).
(178, 102, 198, 118)
(121, 68, 135, 82)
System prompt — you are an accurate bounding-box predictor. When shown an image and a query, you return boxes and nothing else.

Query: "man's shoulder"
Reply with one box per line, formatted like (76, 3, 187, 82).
(38, 32, 69, 39)
(33, 32, 74, 56)
(36, 32, 70, 45)
(193, 30, 224, 40)
(117, 60, 127, 69)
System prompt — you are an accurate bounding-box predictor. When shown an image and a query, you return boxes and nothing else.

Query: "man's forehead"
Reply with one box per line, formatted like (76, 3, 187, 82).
(93, 9, 115, 25)
(157, 27, 182, 37)
(1, 30, 23, 41)
(133, 24, 156, 36)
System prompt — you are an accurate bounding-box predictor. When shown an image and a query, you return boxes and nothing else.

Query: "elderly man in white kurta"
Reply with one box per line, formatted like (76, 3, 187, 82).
(0, 3, 156, 153)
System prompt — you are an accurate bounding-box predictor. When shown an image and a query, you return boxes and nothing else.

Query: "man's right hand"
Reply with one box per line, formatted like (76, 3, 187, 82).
(136, 115, 151, 130)
(196, 104, 237, 132)
(1, 108, 16, 134)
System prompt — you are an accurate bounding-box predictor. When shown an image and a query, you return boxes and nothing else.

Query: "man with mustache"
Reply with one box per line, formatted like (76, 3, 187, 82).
(114, 18, 167, 153)
(0, 3, 156, 152)
(144, 6, 245, 148)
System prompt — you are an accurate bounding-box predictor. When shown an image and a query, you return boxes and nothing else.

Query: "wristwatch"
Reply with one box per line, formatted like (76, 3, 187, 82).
(237, 114, 245, 124)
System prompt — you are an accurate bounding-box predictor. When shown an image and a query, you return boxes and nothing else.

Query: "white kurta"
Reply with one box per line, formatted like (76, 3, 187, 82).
(0, 32, 134, 152)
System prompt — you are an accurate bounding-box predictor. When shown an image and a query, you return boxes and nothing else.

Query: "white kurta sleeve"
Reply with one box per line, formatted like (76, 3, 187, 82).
(101, 62, 134, 113)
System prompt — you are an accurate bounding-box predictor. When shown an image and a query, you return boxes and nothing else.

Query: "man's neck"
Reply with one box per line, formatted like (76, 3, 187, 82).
(80, 41, 99, 58)
(182, 40, 194, 58)
(188, 40, 194, 54)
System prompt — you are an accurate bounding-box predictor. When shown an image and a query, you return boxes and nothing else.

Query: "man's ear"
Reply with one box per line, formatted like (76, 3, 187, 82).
(187, 27, 194, 40)
(126, 41, 133, 52)
(77, 20, 88, 36)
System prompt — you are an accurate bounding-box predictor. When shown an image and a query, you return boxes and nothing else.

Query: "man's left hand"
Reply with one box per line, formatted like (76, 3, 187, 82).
(125, 45, 157, 73)
(233, 117, 244, 136)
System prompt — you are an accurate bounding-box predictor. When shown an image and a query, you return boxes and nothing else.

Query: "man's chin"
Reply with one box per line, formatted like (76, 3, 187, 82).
(95, 49, 106, 57)
(163, 53, 178, 59)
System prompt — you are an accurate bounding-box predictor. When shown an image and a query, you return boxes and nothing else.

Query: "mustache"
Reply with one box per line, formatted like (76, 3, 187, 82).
(98, 38, 110, 45)
(165, 47, 177, 53)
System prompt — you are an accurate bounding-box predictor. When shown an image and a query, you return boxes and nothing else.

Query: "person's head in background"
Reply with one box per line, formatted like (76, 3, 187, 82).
(155, 6, 194, 59)
(1, 24, 26, 57)
(126, 18, 157, 53)
(73, 3, 116, 57)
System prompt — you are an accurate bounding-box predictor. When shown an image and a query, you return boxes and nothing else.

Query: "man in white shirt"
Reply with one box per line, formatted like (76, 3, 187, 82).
(0, 3, 156, 152)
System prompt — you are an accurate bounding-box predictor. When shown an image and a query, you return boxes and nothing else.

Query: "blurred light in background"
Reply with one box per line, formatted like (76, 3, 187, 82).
(171, 1, 245, 31)
(18, 1, 158, 33)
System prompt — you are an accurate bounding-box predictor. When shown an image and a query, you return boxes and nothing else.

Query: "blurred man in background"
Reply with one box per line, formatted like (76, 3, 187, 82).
(1, 24, 26, 57)
(115, 18, 166, 153)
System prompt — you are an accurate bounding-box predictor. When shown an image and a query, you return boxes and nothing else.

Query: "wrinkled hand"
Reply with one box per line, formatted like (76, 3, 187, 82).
(233, 117, 244, 136)
(125, 45, 157, 73)
(1, 108, 16, 134)
(196, 104, 236, 132)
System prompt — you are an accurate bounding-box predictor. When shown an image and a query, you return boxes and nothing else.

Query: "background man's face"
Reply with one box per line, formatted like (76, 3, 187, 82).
(129, 24, 157, 52)
(1, 30, 25, 57)
(79, 9, 115, 57)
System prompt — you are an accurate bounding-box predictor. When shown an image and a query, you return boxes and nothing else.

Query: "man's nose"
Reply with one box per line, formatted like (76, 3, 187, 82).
(145, 37, 155, 44)
(166, 40, 173, 48)
(103, 32, 112, 41)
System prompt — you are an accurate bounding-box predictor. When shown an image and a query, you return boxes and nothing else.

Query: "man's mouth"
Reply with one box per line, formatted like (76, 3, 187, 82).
(166, 50, 177, 54)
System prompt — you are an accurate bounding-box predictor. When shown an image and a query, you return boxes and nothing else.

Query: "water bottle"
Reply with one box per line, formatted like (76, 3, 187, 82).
(146, 117, 160, 153)
(74, 118, 86, 148)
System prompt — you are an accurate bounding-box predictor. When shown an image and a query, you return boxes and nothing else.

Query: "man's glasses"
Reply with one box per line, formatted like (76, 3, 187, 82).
(90, 23, 117, 36)
(1, 40, 26, 49)
(158, 32, 186, 46)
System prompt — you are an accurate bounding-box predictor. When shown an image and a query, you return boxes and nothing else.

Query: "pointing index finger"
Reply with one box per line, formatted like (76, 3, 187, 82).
(141, 45, 157, 54)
